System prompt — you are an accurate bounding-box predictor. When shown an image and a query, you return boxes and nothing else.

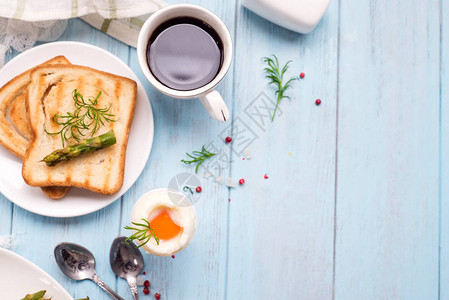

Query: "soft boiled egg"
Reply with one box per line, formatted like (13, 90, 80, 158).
(130, 188, 196, 256)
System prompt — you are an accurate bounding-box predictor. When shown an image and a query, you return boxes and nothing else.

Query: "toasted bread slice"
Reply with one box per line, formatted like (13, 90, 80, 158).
(39, 185, 71, 199)
(0, 56, 70, 158)
(0, 56, 71, 199)
(23, 65, 137, 195)
(8, 93, 32, 140)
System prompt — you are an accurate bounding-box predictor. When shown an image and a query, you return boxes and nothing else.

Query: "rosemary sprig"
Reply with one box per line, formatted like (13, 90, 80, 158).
(124, 218, 160, 248)
(45, 89, 116, 147)
(263, 55, 298, 121)
(181, 145, 216, 173)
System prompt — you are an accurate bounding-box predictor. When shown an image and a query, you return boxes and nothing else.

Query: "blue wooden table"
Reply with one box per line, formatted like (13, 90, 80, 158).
(1, 0, 448, 299)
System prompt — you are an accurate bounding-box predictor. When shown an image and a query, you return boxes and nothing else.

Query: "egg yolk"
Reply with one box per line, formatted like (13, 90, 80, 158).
(150, 210, 182, 240)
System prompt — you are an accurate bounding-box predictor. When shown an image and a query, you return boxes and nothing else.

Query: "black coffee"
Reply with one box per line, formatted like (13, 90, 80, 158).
(146, 17, 223, 91)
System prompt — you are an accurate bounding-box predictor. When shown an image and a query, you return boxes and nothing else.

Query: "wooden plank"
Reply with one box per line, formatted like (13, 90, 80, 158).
(440, 0, 449, 298)
(8, 19, 128, 300)
(0, 195, 12, 237)
(335, 1, 440, 299)
(121, 0, 237, 298)
(226, 1, 339, 298)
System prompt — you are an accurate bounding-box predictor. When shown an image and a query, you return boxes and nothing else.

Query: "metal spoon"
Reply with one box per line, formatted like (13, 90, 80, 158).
(54, 242, 125, 300)
(110, 236, 144, 300)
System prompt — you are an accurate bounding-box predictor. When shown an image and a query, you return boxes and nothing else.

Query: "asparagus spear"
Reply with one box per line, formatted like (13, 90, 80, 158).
(20, 290, 49, 300)
(43, 130, 116, 167)
(21, 290, 89, 300)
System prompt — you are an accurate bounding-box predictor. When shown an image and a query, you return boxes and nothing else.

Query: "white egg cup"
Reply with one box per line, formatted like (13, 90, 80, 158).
(130, 188, 197, 257)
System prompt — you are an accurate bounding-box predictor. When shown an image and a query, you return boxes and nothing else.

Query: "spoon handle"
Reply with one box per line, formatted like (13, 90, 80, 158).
(92, 273, 125, 300)
(127, 277, 139, 300)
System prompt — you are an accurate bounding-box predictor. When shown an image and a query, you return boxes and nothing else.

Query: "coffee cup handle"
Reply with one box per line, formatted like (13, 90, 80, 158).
(199, 90, 230, 122)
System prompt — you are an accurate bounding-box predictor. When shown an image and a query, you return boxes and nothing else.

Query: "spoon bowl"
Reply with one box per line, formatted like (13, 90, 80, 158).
(110, 236, 144, 300)
(54, 242, 125, 300)
(54, 242, 96, 280)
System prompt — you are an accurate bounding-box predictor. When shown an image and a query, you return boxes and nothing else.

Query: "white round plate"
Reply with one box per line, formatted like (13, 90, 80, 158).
(0, 41, 154, 217)
(0, 248, 74, 300)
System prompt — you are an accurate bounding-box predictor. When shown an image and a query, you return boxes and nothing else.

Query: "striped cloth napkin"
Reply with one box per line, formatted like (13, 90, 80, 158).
(0, 0, 167, 66)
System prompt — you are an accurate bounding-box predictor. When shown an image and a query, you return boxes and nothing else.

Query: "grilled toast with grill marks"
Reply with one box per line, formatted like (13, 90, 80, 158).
(22, 64, 137, 194)
(0, 56, 71, 199)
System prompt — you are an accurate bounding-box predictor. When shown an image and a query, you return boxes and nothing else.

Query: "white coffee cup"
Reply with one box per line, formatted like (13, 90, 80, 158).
(137, 4, 232, 122)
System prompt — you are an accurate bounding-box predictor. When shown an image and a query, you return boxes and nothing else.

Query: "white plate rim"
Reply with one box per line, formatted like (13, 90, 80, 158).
(0, 41, 154, 217)
(0, 248, 74, 300)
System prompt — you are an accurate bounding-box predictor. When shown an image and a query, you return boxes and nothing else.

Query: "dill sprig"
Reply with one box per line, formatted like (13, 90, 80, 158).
(124, 218, 160, 248)
(263, 55, 298, 121)
(183, 186, 194, 194)
(45, 89, 116, 147)
(181, 145, 216, 173)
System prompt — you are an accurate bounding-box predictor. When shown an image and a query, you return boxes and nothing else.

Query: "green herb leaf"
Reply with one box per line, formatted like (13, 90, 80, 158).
(181, 145, 216, 173)
(45, 89, 117, 147)
(124, 218, 160, 247)
(263, 55, 298, 121)
(183, 186, 194, 194)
